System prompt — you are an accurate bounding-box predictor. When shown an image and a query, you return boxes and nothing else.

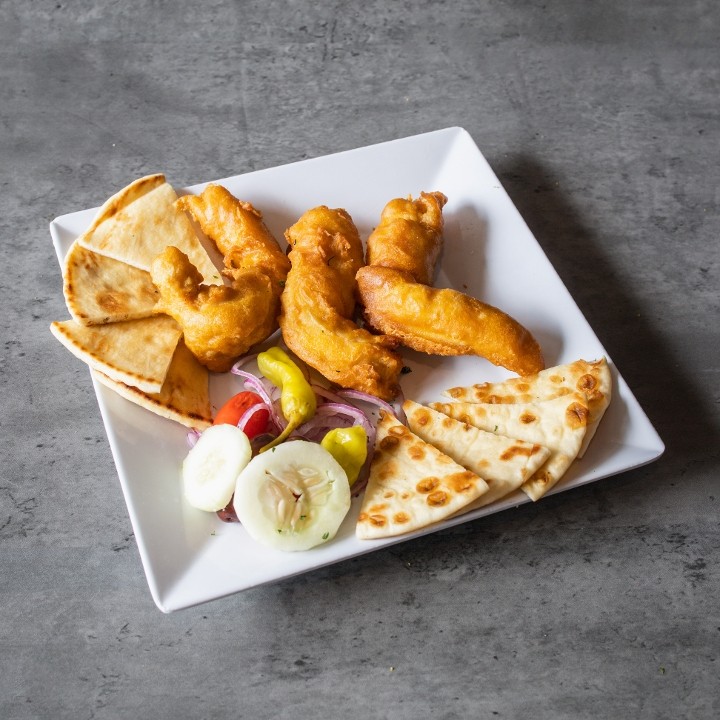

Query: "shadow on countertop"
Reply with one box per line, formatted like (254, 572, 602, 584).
(491, 153, 719, 481)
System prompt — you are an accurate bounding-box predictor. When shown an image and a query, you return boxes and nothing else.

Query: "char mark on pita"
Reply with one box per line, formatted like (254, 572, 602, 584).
(63, 241, 159, 325)
(50, 316, 182, 395)
(76, 174, 221, 285)
(403, 399, 551, 513)
(356, 411, 489, 539)
(92, 339, 211, 430)
(429, 393, 589, 501)
(443, 358, 611, 458)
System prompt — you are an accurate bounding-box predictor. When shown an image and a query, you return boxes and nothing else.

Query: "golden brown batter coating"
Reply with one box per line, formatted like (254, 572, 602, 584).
(279, 206, 404, 401)
(366, 191, 448, 285)
(356, 265, 544, 377)
(151, 185, 291, 372)
(176, 184, 290, 289)
(358, 190, 544, 376)
(151, 246, 278, 373)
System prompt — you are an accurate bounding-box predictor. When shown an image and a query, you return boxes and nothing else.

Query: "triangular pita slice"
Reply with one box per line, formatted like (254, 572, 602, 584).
(50, 316, 181, 394)
(403, 400, 551, 513)
(443, 358, 611, 457)
(63, 240, 159, 325)
(356, 411, 489, 539)
(429, 394, 589, 501)
(92, 339, 212, 430)
(76, 174, 221, 284)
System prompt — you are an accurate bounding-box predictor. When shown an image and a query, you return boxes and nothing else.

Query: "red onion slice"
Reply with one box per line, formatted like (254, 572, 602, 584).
(236, 402, 273, 435)
(230, 367, 284, 429)
(336, 388, 402, 421)
(293, 402, 375, 445)
(231, 353, 259, 371)
(230, 367, 272, 403)
(311, 384, 347, 404)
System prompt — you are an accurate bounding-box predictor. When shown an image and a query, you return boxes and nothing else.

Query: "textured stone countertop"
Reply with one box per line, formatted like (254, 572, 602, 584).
(2, 2, 718, 718)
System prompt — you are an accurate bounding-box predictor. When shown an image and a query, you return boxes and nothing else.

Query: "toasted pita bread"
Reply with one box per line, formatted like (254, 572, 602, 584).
(356, 411, 489, 539)
(63, 240, 159, 325)
(50, 316, 181, 394)
(429, 393, 589, 501)
(92, 339, 212, 429)
(76, 174, 221, 284)
(403, 400, 551, 513)
(443, 358, 611, 457)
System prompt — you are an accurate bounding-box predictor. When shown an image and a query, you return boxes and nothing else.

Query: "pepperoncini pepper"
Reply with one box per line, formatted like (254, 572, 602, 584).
(257, 347, 317, 452)
(321, 426, 367, 487)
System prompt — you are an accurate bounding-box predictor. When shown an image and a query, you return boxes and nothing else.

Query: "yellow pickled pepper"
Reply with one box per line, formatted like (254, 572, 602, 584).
(321, 426, 368, 486)
(257, 347, 317, 452)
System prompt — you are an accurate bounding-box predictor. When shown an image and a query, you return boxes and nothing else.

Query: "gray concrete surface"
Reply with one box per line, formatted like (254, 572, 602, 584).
(2, 1, 719, 718)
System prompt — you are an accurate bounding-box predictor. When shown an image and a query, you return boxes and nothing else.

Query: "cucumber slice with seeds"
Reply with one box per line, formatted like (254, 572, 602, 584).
(233, 440, 351, 551)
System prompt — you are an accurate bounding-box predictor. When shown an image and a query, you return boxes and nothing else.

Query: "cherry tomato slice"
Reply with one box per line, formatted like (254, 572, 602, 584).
(213, 391, 270, 439)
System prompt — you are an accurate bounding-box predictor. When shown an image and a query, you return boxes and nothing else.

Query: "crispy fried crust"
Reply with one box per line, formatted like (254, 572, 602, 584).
(279, 206, 403, 401)
(153, 185, 292, 372)
(366, 191, 447, 285)
(151, 246, 277, 373)
(175, 184, 290, 289)
(357, 265, 544, 377)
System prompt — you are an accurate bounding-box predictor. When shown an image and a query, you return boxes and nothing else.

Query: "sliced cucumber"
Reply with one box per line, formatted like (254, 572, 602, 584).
(233, 440, 351, 551)
(182, 424, 252, 512)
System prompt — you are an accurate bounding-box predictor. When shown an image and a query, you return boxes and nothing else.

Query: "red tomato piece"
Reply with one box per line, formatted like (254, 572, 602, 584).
(217, 496, 239, 523)
(242, 409, 271, 440)
(213, 391, 270, 439)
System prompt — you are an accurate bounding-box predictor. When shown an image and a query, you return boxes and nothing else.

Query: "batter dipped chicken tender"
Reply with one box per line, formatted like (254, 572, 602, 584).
(279, 206, 403, 401)
(366, 191, 448, 285)
(357, 192, 544, 376)
(152, 186, 290, 372)
(151, 247, 277, 372)
(176, 184, 290, 288)
(357, 266, 544, 377)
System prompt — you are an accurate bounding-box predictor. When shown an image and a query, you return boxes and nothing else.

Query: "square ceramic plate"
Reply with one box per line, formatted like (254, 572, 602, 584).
(50, 127, 664, 612)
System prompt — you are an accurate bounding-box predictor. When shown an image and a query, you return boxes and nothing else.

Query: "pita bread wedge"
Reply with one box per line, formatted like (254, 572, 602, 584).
(76, 174, 221, 284)
(429, 393, 589, 501)
(63, 240, 159, 325)
(356, 411, 489, 539)
(92, 339, 212, 430)
(443, 358, 611, 457)
(50, 316, 181, 394)
(403, 400, 551, 513)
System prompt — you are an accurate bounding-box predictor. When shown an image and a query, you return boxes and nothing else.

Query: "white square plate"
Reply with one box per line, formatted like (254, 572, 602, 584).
(50, 127, 664, 612)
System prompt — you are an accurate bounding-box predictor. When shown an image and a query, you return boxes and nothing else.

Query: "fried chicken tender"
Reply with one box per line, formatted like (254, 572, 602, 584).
(150, 185, 290, 372)
(151, 246, 278, 372)
(357, 191, 544, 377)
(176, 184, 290, 288)
(366, 191, 447, 285)
(279, 206, 404, 401)
(356, 266, 544, 376)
